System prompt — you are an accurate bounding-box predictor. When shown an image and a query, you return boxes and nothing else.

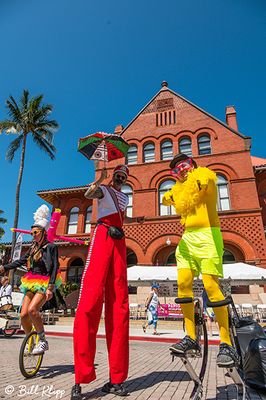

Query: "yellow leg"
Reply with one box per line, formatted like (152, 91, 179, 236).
(178, 269, 196, 340)
(202, 274, 232, 346)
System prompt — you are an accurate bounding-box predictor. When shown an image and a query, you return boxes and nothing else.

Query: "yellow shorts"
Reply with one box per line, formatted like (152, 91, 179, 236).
(175, 227, 224, 278)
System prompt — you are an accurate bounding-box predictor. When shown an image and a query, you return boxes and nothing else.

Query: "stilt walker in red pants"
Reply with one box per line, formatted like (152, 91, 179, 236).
(71, 165, 144, 399)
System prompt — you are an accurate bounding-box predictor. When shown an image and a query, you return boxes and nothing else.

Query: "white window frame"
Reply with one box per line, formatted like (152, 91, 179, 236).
(217, 174, 230, 211)
(122, 184, 133, 217)
(179, 136, 192, 156)
(127, 145, 138, 165)
(198, 134, 211, 155)
(161, 139, 173, 160)
(143, 142, 155, 163)
(67, 207, 79, 234)
(159, 180, 175, 216)
(85, 206, 93, 233)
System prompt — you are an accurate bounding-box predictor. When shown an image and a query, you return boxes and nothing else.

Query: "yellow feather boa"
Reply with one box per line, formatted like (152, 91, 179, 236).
(171, 167, 217, 225)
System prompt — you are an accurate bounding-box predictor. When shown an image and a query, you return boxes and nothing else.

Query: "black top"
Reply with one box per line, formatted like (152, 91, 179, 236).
(4, 243, 59, 285)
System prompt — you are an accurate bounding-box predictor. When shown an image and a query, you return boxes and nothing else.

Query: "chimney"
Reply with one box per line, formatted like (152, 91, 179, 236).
(226, 106, 238, 131)
(114, 124, 124, 134)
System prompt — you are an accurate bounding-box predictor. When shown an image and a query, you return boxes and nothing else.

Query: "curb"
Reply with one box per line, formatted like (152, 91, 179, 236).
(16, 330, 220, 345)
(48, 332, 220, 345)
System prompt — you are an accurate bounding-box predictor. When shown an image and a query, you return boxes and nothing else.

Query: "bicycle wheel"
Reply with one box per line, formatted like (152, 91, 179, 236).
(19, 331, 43, 378)
(2, 328, 16, 337)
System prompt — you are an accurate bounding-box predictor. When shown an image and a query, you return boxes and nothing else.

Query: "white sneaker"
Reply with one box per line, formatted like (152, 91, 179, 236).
(32, 340, 49, 355)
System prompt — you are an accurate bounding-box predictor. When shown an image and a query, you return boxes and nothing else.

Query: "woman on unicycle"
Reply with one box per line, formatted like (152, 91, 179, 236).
(0, 205, 62, 356)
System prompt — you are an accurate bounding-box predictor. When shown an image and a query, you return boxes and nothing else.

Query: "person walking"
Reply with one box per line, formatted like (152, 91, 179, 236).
(142, 283, 163, 335)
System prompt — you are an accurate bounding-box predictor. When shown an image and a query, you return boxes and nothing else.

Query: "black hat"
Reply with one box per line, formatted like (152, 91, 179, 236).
(169, 153, 197, 169)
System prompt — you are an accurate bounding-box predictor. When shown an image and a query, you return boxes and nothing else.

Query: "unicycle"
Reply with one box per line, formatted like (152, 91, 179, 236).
(19, 330, 44, 378)
(171, 297, 208, 400)
(206, 296, 247, 400)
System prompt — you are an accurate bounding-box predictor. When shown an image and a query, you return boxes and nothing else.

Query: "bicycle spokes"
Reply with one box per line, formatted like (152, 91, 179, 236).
(19, 331, 43, 378)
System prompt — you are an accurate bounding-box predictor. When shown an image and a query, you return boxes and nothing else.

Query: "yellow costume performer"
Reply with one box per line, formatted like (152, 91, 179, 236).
(164, 154, 239, 367)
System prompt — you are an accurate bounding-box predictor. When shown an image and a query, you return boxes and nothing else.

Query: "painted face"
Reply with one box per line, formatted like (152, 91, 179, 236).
(113, 172, 127, 187)
(170, 158, 194, 182)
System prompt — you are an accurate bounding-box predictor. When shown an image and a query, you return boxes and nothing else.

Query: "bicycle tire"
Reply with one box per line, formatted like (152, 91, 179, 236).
(19, 331, 43, 378)
(2, 328, 17, 337)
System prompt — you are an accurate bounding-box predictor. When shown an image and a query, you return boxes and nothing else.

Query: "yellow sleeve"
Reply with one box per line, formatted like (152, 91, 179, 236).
(162, 190, 175, 206)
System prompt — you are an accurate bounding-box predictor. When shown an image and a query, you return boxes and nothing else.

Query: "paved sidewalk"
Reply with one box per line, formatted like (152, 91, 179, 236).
(43, 321, 221, 344)
(0, 334, 265, 400)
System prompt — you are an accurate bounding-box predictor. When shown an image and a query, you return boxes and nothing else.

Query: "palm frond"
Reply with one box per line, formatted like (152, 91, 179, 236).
(21, 90, 30, 112)
(32, 132, 56, 160)
(6, 134, 24, 162)
(35, 119, 59, 131)
(29, 95, 43, 115)
(0, 227, 5, 237)
(6, 96, 22, 123)
(34, 128, 54, 143)
(0, 217, 7, 224)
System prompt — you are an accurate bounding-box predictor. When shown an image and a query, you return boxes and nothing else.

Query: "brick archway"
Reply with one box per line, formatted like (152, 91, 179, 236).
(144, 234, 180, 265)
(222, 231, 256, 261)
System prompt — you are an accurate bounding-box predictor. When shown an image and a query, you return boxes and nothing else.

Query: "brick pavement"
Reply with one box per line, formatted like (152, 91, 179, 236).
(0, 334, 265, 400)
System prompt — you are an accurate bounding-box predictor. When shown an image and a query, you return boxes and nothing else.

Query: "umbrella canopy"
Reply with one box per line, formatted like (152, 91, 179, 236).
(78, 132, 129, 162)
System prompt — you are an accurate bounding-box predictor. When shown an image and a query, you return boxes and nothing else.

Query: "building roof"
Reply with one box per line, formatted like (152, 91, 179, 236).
(2, 238, 88, 247)
(251, 156, 266, 170)
(37, 185, 88, 203)
(121, 82, 249, 140)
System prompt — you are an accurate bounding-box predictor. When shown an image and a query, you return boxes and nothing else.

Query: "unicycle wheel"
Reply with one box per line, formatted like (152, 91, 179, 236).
(19, 331, 43, 378)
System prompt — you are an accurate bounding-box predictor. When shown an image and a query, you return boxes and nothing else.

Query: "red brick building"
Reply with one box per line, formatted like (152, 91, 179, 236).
(20, 82, 266, 285)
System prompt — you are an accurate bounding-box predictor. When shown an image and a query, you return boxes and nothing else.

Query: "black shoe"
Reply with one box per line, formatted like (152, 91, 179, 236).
(169, 335, 201, 355)
(217, 343, 240, 367)
(71, 384, 82, 400)
(102, 382, 129, 396)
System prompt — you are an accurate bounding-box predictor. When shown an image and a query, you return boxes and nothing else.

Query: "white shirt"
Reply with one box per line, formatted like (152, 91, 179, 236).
(149, 291, 159, 308)
(0, 284, 12, 298)
(97, 185, 129, 219)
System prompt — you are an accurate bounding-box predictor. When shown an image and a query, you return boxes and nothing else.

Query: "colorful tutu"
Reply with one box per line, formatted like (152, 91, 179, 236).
(20, 271, 62, 294)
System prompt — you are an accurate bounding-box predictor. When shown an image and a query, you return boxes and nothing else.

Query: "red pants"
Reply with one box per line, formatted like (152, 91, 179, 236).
(73, 214, 129, 384)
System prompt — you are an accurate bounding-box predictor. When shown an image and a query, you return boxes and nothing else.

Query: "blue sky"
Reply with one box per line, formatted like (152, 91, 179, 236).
(0, 0, 265, 242)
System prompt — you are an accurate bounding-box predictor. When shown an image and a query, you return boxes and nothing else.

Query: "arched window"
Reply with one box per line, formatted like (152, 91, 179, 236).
(166, 252, 176, 265)
(198, 134, 211, 155)
(179, 136, 192, 156)
(217, 174, 230, 211)
(67, 258, 84, 284)
(126, 144, 138, 165)
(159, 180, 175, 216)
(85, 206, 92, 233)
(143, 142, 155, 163)
(122, 184, 133, 217)
(161, 139, 173, 160)
(67, 207, 79, 234)
(127, 251, 138, 267)
(223, 249, 236, 264)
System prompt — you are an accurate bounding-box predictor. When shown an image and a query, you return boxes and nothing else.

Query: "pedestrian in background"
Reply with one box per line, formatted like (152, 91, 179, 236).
(142, 283, 163, 335)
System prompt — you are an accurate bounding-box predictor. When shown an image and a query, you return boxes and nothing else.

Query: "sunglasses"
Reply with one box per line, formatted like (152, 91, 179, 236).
(31, 230, 42, 236)
(115, 174, 127, 181)
(170, 158, 193, 175)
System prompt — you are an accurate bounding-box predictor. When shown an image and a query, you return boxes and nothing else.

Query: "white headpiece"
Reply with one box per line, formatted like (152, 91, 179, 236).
(32, 204, 50, 230)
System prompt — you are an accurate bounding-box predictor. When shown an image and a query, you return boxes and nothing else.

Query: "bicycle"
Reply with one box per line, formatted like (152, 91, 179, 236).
(170, 297, 208, 400)
(19, 327, 45, 378)
(0, 309, 21, 337)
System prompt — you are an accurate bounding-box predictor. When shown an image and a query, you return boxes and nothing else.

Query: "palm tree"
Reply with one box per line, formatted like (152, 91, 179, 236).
(0, 90, 59, 254)
(0, 209, 7, 239)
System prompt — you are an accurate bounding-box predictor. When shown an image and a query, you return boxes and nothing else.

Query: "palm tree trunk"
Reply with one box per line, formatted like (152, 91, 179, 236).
(10, 133, 27, 285)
